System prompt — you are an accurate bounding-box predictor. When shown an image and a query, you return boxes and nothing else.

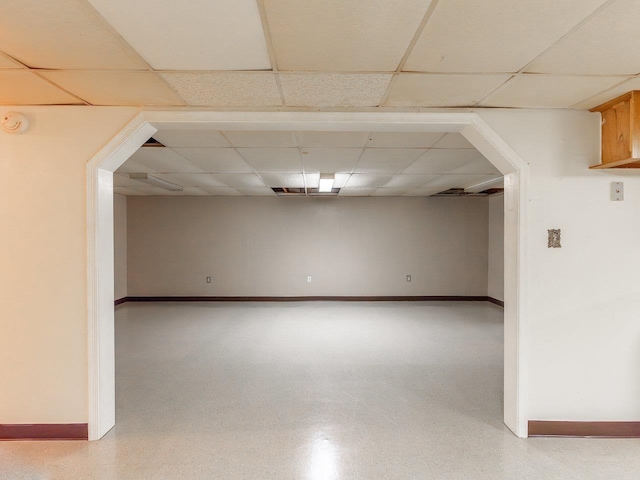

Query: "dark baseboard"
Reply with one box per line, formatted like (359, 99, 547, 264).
(0, 423, 88, 441)
(117, 295, 503, 304)
(487, 297, 505, 307)
(114, 297, 128, 306)
(529, 421, 640, 438)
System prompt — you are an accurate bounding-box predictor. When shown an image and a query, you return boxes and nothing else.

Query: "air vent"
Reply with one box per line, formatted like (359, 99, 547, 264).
(434, 188, 504, 197)
(142, 137, 166, 147)
(271, 187, 341, 196)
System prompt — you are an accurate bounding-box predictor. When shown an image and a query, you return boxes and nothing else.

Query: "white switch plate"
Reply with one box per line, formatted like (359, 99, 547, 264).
(611, 182, 624, 201)
(406, 275, 412, 282)
(307, 276, 312, 283)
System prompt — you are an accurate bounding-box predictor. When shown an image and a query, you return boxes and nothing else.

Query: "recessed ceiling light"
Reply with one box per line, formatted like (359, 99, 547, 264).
(318, 174, 335, 193)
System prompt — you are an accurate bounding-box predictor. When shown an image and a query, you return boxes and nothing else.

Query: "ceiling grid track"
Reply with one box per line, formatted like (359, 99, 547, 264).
(256, 0, 287, 106)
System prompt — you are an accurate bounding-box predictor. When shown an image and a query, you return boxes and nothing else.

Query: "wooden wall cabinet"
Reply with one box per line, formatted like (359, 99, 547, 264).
(590, 91, 640, 169)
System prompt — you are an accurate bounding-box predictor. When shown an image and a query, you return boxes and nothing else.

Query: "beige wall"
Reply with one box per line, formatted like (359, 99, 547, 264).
(487, 194, 504, 302)
(0, 106, 137, 423)
(127, 196, 490, 297)
(114, 194, 128, 300)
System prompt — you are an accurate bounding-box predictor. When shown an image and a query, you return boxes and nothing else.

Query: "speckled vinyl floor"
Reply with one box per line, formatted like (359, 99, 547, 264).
(2, 301, 639, 479)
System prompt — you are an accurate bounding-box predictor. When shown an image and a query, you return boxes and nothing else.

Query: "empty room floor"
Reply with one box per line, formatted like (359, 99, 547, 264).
(2, 301, 640, 479)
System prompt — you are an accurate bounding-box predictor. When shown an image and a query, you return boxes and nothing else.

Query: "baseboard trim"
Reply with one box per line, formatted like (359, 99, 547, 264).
(116, 295, 502, 304)
(0, 423, 88, 441)
(529, 421, 640, 438)
(114, 297, 128, 306)
(487, 297, 505, 307)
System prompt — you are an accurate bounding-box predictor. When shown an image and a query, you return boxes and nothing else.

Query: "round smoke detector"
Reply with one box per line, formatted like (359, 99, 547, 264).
(1, 112, 29, 134)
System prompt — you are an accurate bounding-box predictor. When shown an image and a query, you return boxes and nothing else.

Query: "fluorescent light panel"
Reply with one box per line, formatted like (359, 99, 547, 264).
(129, 173, 183, 191)
(318, 174, 335, 193)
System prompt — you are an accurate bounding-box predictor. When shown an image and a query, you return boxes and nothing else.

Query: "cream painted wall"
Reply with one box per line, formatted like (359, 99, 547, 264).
(0, 106, 137, 423)
(478, 109, 640, 421)
(126, 196, 489, 297)
(487, 194, 504, 302)
(114, 194, 127, 300)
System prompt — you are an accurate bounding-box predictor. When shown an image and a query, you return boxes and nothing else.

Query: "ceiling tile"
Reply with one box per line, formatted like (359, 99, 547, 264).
(345, 174, 395, 188)
(113, 173, 148, 188)
(383, 174, 440, 189)
(303, 173, 320, 188)
(0, 0, 146, 69)
(115, 159, 153, 174)
(432, 133, 475, 149)
(198, 187, 243, 196)
(404, 0, 608, 73)
(384, 74, 511, 107)
(214, 174, 267, 188)
(0, 53, 22, 69)
(152, 130, 230, 148)
(160, 73, 282, 107)
(334, 174, 352, 189)
(572, 77, 640, 110)
(263, 0, 433, 71)
(234, 187, 277, 196)
(40, 71, 185, 106)
(447, 158, 501, 175)
(355, 148, 426, 173)
(0, 70, 82, 105)
(480, 74, 625, 108)
(339, 188, 377, 196)
(88, 0, 270, 70)
(297, 132, 370, 148)
(301, 148, 362, 173)
(418, 174, 496, 194)
(526, 0, 640, 75)
(127, 147, 203, 173)
(237, 148, 302, 173)
(280, 73, 392, 107)
(404, 149, 483, 174)
(173, 148, 253, 173)
(365, 132, 444, 148)
(154, 174, 227, 188)
(114, 187, 148, 196)
(372, 188, 411, 196)
(260, 173, 305, 188)
(131, 186, 210, 196)
(224, 131, 297, 148)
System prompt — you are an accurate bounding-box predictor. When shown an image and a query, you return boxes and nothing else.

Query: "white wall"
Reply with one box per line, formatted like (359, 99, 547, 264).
(0, 106, 137, 423)
(126, 196, 489, 297)
(114, 193, 127, 300)
(487, 194, 504, 302)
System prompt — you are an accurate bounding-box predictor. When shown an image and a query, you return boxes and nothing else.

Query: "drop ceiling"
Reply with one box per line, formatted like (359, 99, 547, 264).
(114, 131, 502, 197)
(0, 0, 635, 110)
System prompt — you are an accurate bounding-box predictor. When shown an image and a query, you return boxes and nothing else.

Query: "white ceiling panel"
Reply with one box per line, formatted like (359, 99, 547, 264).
(384, 74, 511, 107)
(481, 74, 625, 108)
(297, 132, 370, 148)
(372, 188, 411, 196)
(264, 0, 433, 71)
(365, 132, 444, 148)
(0, 70, 83, 105)
(114, 187, 148, 196)
(0, 0, 147, 69)
(160, 73, 282, 106)
(447, 159, 501, 175)
(339, 188, 377, 196)
(237, 148, 302, 173)
(214, 174, 267, 188)
(383, 174, 440, 189)
(572, 77, 640, 110)
(260, 173, 306, 188)
(234, 188, 277, 196)
(88, 0, 271, 70)
(40, 71, 185, 106)
(127, 147, 203, 173)
(154, 174, 227, 188)
(355, 149, 426, 173)
(114, 159, 153, 174)
(131, 186, 210, 196)
(224, 131, 297, 148)
(345, 174, 395, 188)
(280, 73, 392, 107)
(197, 187, 243, 196)
(0, 53, 22, 69)
(113, 173, 149, 188)
(173, 148, 253, 173)
(301, 148, 362, 173)
(152, 130, 231, 148)
(527, 0, 640, 75)
(404, 149, 483, 174)
(304, 173, 320, 188)
(404, 0, 608, 73)
(432, 133, 475, 149)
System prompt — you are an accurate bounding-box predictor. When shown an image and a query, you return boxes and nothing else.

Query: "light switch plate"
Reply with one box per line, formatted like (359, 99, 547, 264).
(611, 182, 624, 201)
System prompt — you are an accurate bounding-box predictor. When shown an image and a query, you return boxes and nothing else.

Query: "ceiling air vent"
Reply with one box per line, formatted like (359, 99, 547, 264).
(434, 188, 504, 197)
(142, 137, 166, 147)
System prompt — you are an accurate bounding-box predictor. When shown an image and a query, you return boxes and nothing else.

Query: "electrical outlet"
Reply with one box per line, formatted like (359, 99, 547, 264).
(206, 276, 212, 283)
(611, 182, 624, 201)
(307, 276, 312, 283)
(406, 275, 412, 282)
